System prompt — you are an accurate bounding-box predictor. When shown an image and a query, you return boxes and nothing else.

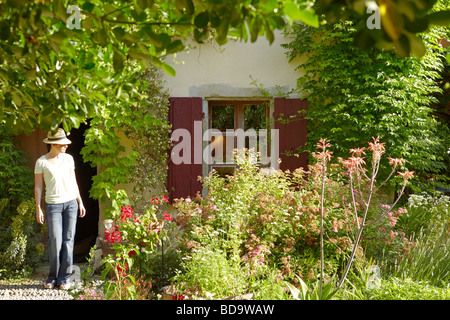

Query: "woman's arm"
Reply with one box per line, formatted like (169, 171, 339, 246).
(71, 168, 86, 218)
(35, 173, 44, 224)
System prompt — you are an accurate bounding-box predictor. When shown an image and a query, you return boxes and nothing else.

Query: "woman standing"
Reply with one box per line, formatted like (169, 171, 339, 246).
(34, 128, 86, 289)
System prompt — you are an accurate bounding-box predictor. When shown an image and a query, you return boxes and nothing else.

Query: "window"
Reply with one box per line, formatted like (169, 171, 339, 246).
(206, 100, 271, 176)
(168, 97, 307, 200)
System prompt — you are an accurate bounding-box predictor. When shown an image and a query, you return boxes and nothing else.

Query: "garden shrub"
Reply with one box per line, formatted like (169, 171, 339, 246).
(369, 278, 450, 300)
(0, 128, 45, 278)
(398, 192, 450, 240)
(0, 199, 46, 278)
(172, 136, 420, 299)
(86, 196, 178, 300)
(0, 128, 34, 211)
(388, 193, 450, 287)
(172, 147, 407, 298)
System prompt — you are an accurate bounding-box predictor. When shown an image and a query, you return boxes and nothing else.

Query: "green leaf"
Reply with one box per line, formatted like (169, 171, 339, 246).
(84, 62, 95, 70)
(194, 11, 209, 29)
(426, 11, 450, 26)
(161, 62, 176, 77)
(113, 50, 124, 73)
(112, 27, 126, 41)
(175, 0, 194, 16)
(141, 26, 162, 47)
(264, 20, 274, 44)
(284, 2, 318, 28)
(0, 21, 10, 40)
(194, 28, 208, 43)
(270, 15, 286, 29)
(81, 2, 95, 13)
(166, 40, 184, 54)
(25, 69, 36, 80)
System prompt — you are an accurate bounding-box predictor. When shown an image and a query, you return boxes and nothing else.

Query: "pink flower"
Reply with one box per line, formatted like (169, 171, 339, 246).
(388, 157, 405, 168)
(211, 205, 218, 211)
(333, 226, 338, 233)
(197, 208, 202, 214)
(185, 198, 191, 203)
(396, 207, 407, 215)
(350, 147, 366, 157)
(368, 137, 385, 153)
(398, 171, 415, 181)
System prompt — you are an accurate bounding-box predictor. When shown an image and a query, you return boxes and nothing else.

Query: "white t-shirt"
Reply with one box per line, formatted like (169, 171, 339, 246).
(34, 153, 77, 204)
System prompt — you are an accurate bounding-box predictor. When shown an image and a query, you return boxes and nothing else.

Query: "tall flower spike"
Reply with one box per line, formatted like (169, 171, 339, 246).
(313, 138, 332, 162)
(349, 147, 365, 157)
(388, 157, 405, 168)
(398, 171, 414, 182)
(317, 138, 331, 150)
(368, 137, 385, 161)
(343, 156, 365, 171)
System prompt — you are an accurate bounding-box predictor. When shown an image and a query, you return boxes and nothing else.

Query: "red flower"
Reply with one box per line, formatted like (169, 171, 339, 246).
(105, 227, 122, 243)
(120, 205, 134, 222)
(172, 294, 185, 300)
(164, 212, 173, 221)
(128, 250, 137, 257)
(116, 263, 128, 277)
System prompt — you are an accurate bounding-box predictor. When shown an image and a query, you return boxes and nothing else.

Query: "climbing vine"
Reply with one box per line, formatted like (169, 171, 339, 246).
(81, 66, 171, 219)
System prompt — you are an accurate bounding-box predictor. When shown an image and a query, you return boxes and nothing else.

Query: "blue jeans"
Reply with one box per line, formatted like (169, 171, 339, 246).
(45, 199, 78, 285)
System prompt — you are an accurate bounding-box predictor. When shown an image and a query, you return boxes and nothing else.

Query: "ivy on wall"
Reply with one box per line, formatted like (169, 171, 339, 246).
(282, 18, 449, 192)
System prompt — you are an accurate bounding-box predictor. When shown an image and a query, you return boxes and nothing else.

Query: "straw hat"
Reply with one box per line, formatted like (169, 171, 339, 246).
(43, 128, 72, 145)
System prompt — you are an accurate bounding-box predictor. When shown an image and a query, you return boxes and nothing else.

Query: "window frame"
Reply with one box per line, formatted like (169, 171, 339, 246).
(206, 99, 272, 174)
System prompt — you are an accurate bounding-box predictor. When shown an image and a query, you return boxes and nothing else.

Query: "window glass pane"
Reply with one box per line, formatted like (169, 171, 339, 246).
(211, 104, 234, 130)
(211, 105, 234, 164)
(243, 104, 269, 161)
(244, 104, 267, 131)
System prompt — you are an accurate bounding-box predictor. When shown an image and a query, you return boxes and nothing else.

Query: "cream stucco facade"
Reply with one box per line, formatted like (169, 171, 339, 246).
(161, 31, 304, 99)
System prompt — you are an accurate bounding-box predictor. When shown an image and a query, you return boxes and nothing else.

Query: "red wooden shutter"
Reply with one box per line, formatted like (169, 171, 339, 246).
(167, 97, 203, 201)
(273, 98, 308, 172)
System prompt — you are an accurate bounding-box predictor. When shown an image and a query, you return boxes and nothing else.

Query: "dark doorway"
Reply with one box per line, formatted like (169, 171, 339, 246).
(67, 122, 99, 262)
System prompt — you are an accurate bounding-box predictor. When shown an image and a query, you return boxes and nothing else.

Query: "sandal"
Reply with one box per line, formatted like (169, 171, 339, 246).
(59, 283, 71, 290)
(44, 283, 54, 289)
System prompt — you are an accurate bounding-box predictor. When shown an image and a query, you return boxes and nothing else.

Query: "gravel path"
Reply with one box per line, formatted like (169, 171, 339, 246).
(0, 275, 73, 300)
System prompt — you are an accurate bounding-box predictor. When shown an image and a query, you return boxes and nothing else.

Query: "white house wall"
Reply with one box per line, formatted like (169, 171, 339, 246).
(162, 30, 303, 99)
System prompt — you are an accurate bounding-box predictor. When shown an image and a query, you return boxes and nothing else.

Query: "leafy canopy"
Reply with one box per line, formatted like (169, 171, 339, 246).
(0, 0, 448, 135)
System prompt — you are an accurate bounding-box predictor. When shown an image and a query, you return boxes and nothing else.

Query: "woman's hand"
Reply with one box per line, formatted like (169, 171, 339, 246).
(36, 207, 44, 224)
(79, 202, 86, 218)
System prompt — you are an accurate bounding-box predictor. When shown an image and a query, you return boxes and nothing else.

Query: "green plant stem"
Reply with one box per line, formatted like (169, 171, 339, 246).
(337, 160, 378, 289)
(319, 160, 326, 298)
